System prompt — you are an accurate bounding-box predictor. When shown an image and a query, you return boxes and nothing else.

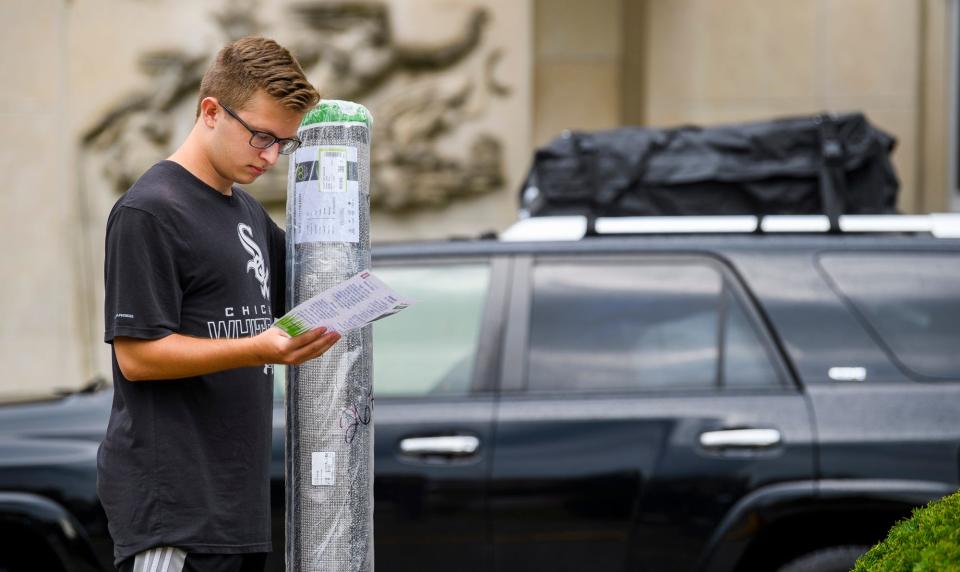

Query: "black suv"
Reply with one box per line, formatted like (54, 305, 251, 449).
(1, 214, 959, 572)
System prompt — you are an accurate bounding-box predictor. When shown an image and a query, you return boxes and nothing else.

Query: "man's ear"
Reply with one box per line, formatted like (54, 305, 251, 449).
(198, 97, 220, 128)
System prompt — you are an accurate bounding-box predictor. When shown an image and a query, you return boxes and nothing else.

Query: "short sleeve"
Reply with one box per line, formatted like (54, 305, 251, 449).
(267, 216, 286, 317)
(104, 206, 183, 343)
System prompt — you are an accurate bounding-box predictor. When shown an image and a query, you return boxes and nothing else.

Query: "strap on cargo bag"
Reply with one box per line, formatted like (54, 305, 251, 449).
(581, 129, 677, 234)
(817, 114, 846, 233)
(571, 133, 601, 236)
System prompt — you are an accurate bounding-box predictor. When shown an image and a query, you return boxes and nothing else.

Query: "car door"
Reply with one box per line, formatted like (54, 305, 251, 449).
(269, 255, 508, 572)
(489, 254, 815, 572)
(369, 256, 509, 572)
(811, 251, 960, 485)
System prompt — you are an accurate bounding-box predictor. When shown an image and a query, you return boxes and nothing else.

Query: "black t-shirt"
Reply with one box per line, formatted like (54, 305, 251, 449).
(99, 161, 285, 563)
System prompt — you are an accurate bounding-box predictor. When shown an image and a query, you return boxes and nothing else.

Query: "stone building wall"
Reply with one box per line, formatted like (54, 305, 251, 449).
(0, 0, 953, 395)
(630, 0, 949, 214)
(538, 0, 952, 215)
(1, 0, 533, 394)
(1, 1, 86, 396)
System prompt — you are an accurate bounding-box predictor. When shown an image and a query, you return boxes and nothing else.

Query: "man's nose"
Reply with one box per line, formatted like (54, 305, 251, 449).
(260, 143, 281, 166)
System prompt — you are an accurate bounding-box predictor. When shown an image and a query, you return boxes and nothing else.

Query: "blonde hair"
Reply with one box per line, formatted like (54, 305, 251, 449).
(197, 36, 320, 117)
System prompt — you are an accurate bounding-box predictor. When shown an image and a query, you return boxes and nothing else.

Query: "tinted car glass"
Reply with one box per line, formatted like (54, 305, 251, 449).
(372, 263, 490, 396)
(723, 289, 784, 388)
(819, 253, 960, 380)
(527, 261, 722, 391)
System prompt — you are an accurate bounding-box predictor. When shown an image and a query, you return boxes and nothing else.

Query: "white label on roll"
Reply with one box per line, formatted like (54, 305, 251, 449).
(293, 145, 360, 244)
(312, 452, 335, 486)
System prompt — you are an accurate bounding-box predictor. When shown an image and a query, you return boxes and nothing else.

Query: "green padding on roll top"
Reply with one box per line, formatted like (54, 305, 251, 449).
(302, 100, 373, 128)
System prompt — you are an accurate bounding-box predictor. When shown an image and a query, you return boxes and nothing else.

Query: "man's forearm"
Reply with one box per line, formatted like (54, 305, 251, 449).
(114, 326, 340, 382)
(114, 333, 263, 381)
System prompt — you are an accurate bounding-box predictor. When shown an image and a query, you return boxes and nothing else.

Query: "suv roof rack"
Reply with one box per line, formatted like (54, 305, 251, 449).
(500, 214, 960, 242)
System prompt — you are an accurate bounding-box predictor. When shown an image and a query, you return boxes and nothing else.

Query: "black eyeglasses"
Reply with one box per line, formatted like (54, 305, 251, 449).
(220, 103, 302, 155)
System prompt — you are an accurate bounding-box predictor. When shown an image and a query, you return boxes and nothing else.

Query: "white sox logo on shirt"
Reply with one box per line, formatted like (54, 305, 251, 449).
(237, 223, 270, 301)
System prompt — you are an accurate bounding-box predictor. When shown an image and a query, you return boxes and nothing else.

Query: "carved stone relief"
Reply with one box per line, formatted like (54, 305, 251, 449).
(81, 0, 510, 212)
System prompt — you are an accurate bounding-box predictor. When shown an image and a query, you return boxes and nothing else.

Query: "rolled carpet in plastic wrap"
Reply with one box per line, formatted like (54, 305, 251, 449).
(285, 100, 374, 572)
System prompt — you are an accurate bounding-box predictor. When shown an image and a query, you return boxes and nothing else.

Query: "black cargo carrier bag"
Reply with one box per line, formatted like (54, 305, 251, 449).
(520, 113, 899, 230)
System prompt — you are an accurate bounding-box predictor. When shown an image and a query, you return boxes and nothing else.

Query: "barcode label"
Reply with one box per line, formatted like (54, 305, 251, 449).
(320, 149, 347, 193)
(312, 452, 335, 486)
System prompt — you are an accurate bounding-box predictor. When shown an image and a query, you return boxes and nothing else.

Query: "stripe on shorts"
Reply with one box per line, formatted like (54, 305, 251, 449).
(133, 547, 186, 572)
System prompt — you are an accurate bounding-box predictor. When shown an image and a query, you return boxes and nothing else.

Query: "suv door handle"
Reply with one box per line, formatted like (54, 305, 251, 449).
(699, 428, 782, 449)
(399, 435, 480, 457)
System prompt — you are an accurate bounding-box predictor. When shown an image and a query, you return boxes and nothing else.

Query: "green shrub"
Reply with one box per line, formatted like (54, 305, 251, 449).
(853, 491, 960, 571)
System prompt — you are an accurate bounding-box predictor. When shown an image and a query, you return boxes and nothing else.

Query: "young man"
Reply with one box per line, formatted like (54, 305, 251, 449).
(99, 37, 337, 572)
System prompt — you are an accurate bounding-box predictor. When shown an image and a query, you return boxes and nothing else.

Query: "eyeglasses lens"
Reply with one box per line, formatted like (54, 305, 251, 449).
(250, 132, 275, 149)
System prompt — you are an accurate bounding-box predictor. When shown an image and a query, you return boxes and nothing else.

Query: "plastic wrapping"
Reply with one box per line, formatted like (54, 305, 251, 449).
(285, 100, 374, 572)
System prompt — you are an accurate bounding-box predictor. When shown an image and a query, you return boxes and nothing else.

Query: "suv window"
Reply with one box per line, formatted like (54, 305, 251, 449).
(372, 263, 490, 396)
(819, 253, 960, 380)
(527, 259, 782, 392)
(723, 289, 782, 388)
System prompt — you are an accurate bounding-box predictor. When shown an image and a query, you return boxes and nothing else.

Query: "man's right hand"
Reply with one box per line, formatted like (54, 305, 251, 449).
(252, 326, 342, 366)
(114, 327, 342, 382)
